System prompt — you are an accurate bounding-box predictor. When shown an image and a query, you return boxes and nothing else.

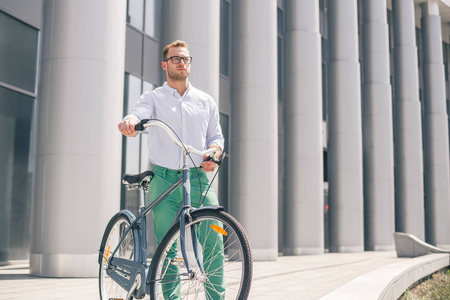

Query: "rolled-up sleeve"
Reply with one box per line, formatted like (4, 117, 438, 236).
(123, 92, 154, 122)
(206, 99, 225, 150)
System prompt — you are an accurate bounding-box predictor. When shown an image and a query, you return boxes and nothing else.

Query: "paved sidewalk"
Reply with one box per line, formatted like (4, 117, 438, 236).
(0, 251, 405, 300)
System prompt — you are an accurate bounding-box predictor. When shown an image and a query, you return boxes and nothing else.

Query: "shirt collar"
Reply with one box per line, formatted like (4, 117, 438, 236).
(163, 82, 191, 98)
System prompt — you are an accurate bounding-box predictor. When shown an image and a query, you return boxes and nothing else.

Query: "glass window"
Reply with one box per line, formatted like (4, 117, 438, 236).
(140, 132, 150, 172)
(121, 77, 156, 213)
(125, 26, 144, 76)
(0, 11, 38, 93)
(278, 36, 283, 101)
(121, 73, 143, 212)
(143, 81, 155, 94)
(277, 7, 284, 36)
(0, 86, 35, 262)
(125, 132, 141, 174)
(218, 113, 229, 211)
(416, 28, 422, 69)
(144, 0, 161, 39)
(322, 63, 328, 121)
(123, 73, 142, 175)
(127, 0, 144, 30)
(140, 82, 155, 172)
(220, 0, 231, 77)
(126, 73, 142, 117)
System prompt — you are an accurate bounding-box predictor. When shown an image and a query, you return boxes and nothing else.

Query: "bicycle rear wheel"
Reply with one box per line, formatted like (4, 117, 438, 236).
(99, 212, 137, 300)
(149, 209, 252, 300)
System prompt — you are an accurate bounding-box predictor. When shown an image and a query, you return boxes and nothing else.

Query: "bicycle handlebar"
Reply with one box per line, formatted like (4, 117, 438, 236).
(134, 119, 217, 157)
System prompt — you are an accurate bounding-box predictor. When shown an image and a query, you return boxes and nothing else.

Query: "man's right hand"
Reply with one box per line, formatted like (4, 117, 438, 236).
(118, 119, 139, 137)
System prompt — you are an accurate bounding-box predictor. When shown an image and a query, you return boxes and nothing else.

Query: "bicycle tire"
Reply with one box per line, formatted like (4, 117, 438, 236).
(99, 211, 138, 300)
(148, 208, 252, 300)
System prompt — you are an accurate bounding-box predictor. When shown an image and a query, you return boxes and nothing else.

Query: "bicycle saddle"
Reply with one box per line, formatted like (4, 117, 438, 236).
(122, 170, 154, 185)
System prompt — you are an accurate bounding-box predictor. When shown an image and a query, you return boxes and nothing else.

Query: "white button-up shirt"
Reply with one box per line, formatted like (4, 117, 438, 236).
(125, 82, 224, 170)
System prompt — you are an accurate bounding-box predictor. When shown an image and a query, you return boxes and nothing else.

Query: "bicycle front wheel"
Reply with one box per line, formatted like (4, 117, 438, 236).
(99, 211, 137, 300)
(149, 209, 252, 300)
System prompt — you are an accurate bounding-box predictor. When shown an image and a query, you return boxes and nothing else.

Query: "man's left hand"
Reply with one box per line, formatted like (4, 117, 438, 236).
(200, 145, 222, 172)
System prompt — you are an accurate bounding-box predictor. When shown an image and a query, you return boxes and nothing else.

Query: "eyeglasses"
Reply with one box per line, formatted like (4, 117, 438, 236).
(165, 56, 193, 64)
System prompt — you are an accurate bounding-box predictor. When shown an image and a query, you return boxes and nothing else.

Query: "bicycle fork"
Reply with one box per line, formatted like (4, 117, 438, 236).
(179, 156, 205, 278)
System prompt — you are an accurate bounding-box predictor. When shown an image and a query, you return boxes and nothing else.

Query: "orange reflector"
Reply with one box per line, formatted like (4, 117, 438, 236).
(210, 224, 227, 236)
(104, 245, 110, 263)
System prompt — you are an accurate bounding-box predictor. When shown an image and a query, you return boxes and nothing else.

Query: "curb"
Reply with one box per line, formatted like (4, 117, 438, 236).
(319, 253, 450, 300)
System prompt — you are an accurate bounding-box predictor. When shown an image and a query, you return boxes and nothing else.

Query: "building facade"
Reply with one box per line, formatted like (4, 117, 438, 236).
(1, 0, 450, 276)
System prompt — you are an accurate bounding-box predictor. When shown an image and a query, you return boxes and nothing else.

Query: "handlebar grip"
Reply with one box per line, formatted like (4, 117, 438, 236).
(135, 119, 150, 131)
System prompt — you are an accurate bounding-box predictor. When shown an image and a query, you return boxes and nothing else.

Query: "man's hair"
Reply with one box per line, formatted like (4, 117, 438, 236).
(162, 40, 189, 60)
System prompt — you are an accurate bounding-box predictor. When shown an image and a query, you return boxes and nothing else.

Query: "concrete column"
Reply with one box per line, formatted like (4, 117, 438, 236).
(230, 0, 278, 260)
(421, 1, 450, 249)
(328, 0, 364, 253)
(160, 0, 220, 103)
(30, 0, 126, 277)
(361, 0, 395, 251)
(283, 0, 323, 255)
(392, 0, 425, 239)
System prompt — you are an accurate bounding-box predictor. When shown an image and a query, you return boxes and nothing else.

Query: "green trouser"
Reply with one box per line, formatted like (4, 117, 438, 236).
(149, 165, 225, 300)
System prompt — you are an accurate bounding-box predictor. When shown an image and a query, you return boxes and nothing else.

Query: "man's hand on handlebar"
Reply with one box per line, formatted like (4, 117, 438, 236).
(118, 119, 139, 137)
(201, 145, 222, 173)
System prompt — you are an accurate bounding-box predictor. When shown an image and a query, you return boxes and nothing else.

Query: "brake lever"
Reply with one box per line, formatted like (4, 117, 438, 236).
(135, 119, 150, 131)
(202, 152, 226, 165)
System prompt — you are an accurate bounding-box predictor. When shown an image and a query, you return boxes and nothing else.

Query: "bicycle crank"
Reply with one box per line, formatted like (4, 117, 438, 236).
(125, 273, 141, 300)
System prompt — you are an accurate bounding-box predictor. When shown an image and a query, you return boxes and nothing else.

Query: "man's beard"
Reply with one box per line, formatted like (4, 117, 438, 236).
(167, 68, 189, 81)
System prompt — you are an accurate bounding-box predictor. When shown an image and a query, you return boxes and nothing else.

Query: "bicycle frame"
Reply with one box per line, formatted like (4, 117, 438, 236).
(101, 120, 220, 299)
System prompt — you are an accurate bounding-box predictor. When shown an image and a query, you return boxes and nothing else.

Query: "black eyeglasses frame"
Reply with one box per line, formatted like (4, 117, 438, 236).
(164, 56, 193, 64)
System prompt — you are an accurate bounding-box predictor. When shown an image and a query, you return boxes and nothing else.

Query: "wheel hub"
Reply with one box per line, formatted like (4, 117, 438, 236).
(190, 270, 207, 283)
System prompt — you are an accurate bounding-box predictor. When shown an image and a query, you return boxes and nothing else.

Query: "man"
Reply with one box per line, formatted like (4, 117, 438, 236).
(118, 40, 225, 299)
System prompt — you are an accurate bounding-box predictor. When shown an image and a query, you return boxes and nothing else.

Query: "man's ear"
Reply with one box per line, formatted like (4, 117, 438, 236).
(161, 61, 167, 70)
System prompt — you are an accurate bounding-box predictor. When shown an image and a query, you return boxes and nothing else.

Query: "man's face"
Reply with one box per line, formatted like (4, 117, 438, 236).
(162, 47, 191, 81)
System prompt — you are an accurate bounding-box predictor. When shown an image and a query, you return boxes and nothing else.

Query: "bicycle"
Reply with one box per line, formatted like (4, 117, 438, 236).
(98, 119, 253, 300)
